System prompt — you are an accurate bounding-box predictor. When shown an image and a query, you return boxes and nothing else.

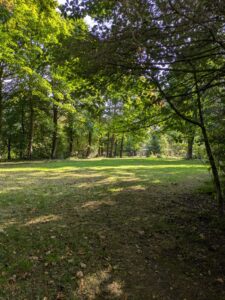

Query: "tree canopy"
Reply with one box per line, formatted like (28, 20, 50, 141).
(0, 0, 224, 214)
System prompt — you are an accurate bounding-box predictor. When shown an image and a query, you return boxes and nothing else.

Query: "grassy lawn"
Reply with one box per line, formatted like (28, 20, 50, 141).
(0, 158, 225, 299)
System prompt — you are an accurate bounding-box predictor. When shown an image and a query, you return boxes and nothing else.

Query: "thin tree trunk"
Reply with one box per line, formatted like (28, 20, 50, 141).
(109, 134, 115, 158)
(155, 71, 224, 216)
(68, 130, 74, 157)
(20, 104, 25, 159)
(194, 70, 224, 216)
(0, 66, 3, 157)
(0, 66, 3, 137)
(106, 132, 110, 157)
(67, 113, 75, 157)
(201, 125, 224, 216)
(27, 98, 34, 159)
(7, 137, 11, 160)
(120, 135, 124, 158)
(186, 135, 194, 160)
(86, 130, 92, 157)
(98, 138, 102, 157)
(114, 140, 118, 157)
(51, 104, 58, 159)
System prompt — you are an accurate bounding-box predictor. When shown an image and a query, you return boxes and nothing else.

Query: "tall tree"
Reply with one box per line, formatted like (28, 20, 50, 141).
(63, 0, 225, 215)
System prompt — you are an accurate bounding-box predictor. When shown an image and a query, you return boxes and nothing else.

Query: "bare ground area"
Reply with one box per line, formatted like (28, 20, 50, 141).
(0, 159, 225, 300)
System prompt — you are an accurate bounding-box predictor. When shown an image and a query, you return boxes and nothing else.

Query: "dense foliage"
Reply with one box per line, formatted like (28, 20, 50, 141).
(0, 0, 224, 213)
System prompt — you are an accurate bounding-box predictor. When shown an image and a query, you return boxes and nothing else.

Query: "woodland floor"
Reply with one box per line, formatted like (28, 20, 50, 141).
(0, 158, 225, 300)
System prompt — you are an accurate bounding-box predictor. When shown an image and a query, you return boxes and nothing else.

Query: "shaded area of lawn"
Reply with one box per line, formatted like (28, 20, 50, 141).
(0, 158, 225, 299)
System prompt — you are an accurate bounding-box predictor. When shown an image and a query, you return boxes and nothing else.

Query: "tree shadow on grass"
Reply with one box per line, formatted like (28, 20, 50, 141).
(1, 184, 224, 299)
(1, 160, 224, 300)
(71, 186, 225, 300)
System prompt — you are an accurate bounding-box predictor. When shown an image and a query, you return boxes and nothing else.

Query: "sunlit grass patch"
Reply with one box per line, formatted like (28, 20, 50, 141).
(24, 214, 62, 226)
(0, 157, 218, 300)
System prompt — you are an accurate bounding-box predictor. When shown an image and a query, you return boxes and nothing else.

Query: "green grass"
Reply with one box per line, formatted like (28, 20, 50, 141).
(0, 158, 224, 300)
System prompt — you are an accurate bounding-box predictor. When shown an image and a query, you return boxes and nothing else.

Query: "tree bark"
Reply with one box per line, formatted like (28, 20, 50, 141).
(120, 135, 124, 158)
(0, 66, 3, 157)
(7, 137, 11, 160)
(0, 66, 3, 137)
(51, 104, 58, 159)
(68, 129, 74, 158)
(186, 135, 194, 160)
(86, 130, 92, 157)
(19, 104, 25, 159)
(106, 132, 110, 157)
(27, 97, 34, 159)
(114, 140, 118, 157)
(201, 125, 224, 216)
(98, 138, 103, 157)
(67, 113, 75, 158)
(109, 134, 115, 158)
(158, 69, 224, 216)
(194, 70, 224, 216)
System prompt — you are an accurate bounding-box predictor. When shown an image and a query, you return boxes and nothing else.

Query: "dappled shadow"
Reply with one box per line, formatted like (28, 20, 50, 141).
(1, 159, 224, 300)
(0, 158, 208, 212)
(1, 188, 222, 299)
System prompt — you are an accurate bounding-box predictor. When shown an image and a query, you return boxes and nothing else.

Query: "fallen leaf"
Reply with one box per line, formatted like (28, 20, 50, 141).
(76, 271, 84, 278)
(80, 262, 87, 269)
(216, 278, 224, 284)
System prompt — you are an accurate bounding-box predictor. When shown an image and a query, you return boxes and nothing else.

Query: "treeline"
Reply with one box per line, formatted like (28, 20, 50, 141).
(0, 0, 153, 160)
(0, 0, 198, 160)
(1, 0, 225, 212)
(0, 0, 207, 161)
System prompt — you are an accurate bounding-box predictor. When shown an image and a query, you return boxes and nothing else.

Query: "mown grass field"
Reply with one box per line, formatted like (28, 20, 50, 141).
(0, 158, 225, 300)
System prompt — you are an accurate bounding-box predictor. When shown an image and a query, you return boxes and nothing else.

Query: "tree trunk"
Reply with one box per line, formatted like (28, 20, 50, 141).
(155, 71, 224, 216)
(86, 130, 92, 157)
(20, 104, 25, 159)
(27, 98, 34, 159)
(106, 132, 110, 157)
(194, 72, 224, 216)
(0, 66, 3, 156)
(0, 66, 3, 137)
(120, 135, 124, 158)
(51, 104, 58, 159)
(67, 113, 75, 158)
(114, 140, 118, 157)
(109, 134, 115, 158)
(201, 126, 224, 216)
(68, 130, 74, 158)
(98, 138, 102, 157)
(7, 137, 11, 160)
(186, 135, 194, 160)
